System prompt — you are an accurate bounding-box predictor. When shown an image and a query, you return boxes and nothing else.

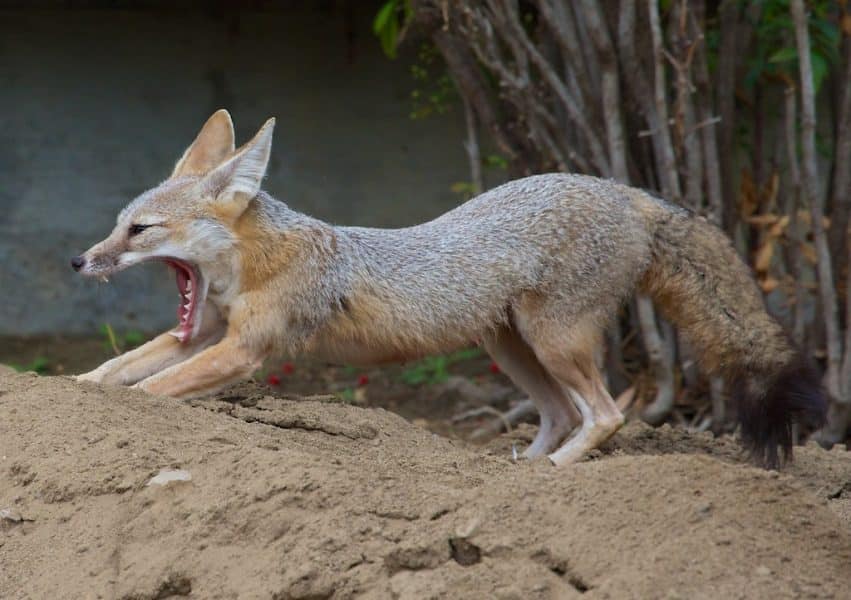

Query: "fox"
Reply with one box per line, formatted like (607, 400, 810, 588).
(73, 110, 827, 468)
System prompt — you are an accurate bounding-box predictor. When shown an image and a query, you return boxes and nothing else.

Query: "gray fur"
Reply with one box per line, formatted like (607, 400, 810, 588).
(250, 173, 657, 359)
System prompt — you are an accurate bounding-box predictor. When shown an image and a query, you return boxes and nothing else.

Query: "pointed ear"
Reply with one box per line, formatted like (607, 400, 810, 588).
(201, 117, 275, 216)
(171, 109, 236, 177)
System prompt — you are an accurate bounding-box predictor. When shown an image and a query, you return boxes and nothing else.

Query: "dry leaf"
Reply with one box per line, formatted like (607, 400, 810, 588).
(739, 170, 758, 217)
(747, 214, 779, 226)
(754, 240, 774, 272)
(768, 215, 790, 237)
(615, 386, 637, 412)
(800, 242, 818, 264)
(760, 277, 780, 293)
(762, 172, 779, 206)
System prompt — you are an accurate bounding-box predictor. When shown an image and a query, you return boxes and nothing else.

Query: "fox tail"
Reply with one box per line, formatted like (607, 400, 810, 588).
(638, 203, 827, 468)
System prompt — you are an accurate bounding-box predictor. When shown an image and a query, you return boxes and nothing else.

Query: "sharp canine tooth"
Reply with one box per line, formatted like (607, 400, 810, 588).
(100, 276, 109, 283)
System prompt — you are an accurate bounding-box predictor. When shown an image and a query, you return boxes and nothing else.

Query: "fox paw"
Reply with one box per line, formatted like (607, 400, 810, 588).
(74, 371, 105, 384)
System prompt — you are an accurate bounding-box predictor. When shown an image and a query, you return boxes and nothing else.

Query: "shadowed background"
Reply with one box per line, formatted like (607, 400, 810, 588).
(0, 1, 466, 335)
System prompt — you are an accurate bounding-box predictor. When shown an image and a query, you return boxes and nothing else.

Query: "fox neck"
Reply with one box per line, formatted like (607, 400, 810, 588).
(220, 193, 337, 301)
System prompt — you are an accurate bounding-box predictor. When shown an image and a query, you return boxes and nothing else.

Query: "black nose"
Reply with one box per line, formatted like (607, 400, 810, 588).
(71, 256, 86, 271)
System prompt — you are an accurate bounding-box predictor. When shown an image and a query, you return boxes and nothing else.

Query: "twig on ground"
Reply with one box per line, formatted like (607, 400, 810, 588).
(467, 398, 537, 440)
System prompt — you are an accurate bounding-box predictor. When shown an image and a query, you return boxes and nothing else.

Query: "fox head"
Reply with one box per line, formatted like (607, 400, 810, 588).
(72, 110, 275, 342)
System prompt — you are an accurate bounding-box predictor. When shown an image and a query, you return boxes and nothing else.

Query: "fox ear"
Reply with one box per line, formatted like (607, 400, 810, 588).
(201, 117, 275, 214)
(172, 109, 236, 177)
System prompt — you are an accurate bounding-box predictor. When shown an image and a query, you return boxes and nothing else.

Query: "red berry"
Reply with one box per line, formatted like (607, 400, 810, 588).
(357, 374, 369, 387)
(266, 374, 281, 386)
(281, 362, 295, 375)
(489, 362, 501, 374)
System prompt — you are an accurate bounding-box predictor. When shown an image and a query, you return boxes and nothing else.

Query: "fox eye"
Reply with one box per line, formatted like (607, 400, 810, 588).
(128, 224, 152, 237)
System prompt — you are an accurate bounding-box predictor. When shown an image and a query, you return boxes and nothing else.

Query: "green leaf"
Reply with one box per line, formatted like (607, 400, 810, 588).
(124, 330, 144, 347)
(768, 46, 797, 63)
(373, 1, 396, 35)
(484, 154, 508, 169)
(379, 13, 399, 58)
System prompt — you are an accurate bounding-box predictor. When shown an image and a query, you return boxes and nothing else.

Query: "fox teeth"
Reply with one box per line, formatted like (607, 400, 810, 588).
(100, 276, 110, 283)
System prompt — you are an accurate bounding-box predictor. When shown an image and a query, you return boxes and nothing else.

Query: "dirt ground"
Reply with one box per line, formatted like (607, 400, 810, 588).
(1, 368, 850, 600)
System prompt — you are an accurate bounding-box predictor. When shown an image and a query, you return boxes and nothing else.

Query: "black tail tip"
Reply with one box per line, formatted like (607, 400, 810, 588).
(735, 358, 828, 469)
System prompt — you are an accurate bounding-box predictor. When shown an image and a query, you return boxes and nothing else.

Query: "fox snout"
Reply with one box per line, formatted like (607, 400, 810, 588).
(72, 235, 128, 279)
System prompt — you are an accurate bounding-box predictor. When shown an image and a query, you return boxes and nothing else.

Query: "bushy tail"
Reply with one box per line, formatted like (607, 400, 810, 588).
(637, 202, 827, 468)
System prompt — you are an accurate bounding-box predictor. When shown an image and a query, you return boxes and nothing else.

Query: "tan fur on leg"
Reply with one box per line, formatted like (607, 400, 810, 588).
(514, 312, 624, 466)
(76, 303, 226, 386)
(134, 335, 264, 399)
(543, 355, 624, 466)
(76, 331, 218, 386)
(483, 325, 580, 457)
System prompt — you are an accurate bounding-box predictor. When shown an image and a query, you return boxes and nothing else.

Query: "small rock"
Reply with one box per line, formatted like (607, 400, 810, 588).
(146, 469, 192, 487)
(755, 565, 772, 576)
(455, 516, 480, 538)
(0, 508, 32, 523)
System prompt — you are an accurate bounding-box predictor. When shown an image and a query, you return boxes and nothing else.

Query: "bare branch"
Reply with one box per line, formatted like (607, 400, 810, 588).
(648, 0, 682, 202)
(460, 94, 483, 195)
(783, 86, 807, 346)
(482, 0, 612, 175)
(790, 0, 842, 400)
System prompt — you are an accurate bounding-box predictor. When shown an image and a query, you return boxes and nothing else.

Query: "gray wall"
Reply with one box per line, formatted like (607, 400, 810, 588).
(0, 4, 467, 336)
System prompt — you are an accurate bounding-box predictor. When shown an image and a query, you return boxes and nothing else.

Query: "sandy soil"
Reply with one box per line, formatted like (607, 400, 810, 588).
(1, 370, 849, 600)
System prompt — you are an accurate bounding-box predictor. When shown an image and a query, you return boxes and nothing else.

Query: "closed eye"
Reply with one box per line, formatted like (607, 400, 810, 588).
(128, 224, 154, 236)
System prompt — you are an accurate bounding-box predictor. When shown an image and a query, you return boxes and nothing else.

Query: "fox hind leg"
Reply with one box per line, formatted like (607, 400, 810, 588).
(483, 325, 581, 457)
(514, 309, 625, 466)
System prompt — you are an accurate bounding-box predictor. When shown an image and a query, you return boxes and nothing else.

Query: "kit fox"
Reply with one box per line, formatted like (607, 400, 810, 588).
(73, 110, 826, 468)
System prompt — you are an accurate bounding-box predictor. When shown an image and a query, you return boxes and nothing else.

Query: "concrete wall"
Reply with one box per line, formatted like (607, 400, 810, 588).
(0, 3, 467, 336)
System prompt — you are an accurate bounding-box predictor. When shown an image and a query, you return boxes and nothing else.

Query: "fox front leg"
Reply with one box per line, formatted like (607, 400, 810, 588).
(76, 304, 226, 386)
(133, 335, 266, 399)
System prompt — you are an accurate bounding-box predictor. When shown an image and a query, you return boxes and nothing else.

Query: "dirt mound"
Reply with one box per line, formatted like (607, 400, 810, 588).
(1, 372, 849, 599)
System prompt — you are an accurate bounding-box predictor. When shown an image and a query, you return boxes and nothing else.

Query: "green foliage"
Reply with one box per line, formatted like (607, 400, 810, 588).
(484, 154, 509, 170)
(373, 0, 412, 59)
(11, 356, 50, 374)
(337, 387, 357, 404)
(743, 0, 839, 91)
(409, 43, 455, 119)
(99, 323, 145, 355)
(450, 181, 477, 199)
(400, 348, 482, 386)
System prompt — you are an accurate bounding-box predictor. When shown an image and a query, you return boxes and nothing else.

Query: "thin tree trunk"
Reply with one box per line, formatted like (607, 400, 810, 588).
(690, 0, 723, 224)
(432, 29, 529, 176)
(461, 94, 483, 196)
(829, 41, 851, 272)
(790, 0, 842, 402)
(486, 0, 611, 175)
(638, 296, 676, 425)
(783, 86, 807, 346)
(649, 0, 682, 202)
(716, 0, 738, 232)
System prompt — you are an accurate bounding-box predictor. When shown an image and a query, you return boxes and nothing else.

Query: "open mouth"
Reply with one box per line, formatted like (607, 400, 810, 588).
(163, 259, 204, 343)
